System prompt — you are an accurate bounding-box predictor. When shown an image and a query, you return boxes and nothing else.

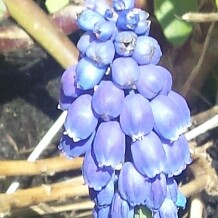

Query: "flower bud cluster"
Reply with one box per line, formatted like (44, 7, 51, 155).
(58, 0, 192, 217)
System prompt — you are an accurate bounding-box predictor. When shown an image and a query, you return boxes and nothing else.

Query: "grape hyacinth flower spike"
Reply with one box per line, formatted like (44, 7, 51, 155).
(58, 0, 192, 217)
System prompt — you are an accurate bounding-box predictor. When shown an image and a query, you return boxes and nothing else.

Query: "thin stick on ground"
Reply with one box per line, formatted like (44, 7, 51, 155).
(30, 200, 94, 215)
(189, 196, 205, 218)
(0, 156, 83, 176)
(0, 176, 89, 216)
(185, 114, 218, 141)
(6, 111, 67, 194)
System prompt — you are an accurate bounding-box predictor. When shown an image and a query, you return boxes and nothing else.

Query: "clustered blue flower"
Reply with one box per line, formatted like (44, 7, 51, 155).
(58, 0, 192, 217)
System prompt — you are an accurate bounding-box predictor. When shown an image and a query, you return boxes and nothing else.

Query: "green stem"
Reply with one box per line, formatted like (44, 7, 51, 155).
(3, 0, 79, 69)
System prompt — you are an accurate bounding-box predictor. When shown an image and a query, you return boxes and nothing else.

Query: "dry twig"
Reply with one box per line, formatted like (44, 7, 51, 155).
(0, 156, 83, 176)
(182, 12, 218, 22)
(3, 0, 79, 68)
(0, 176, 89, 216)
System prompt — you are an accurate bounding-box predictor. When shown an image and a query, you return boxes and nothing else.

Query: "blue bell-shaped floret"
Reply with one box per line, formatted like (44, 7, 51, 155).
(118, 162, 149, 206)
(144, 173, 167, 210)
(93, 204, 111, 218)
(58, 131, 95, 158)
(162, 135, 192, 176)
(134, 9, 150, 35)
(168, 91, 191, 131)
(120, 93, 154, 141)
(77, 9, 105, 31)
(86, 40, 115, 67)
(158, 66, 172, 95)
(166, 177, 178, 203)
(114, 31, 137, 56)
(113, 0, 126, 11)
(64, 94, 98, 142)
(60, 64, 77, 97)
(116, 8, 140, 30)
(76, 57, 107, 90)
(84, 0, 110, 17)
(153, 199, 178, 218)
(82, 149, 114, 191)
(58, 87, 74, 111)
(132, 36, 162, 65)
(111, 57, 139, 89)
(131, 131, 167, 178)
(150, 95, 185, 141)
(92, 80, 124, 121)
(93, 121, 125, 168)
(77, 31, 96, 56)
(175, 191, 187, 208)
(111, 192, 134, 218)
(136, 64, 165, 99)
(93, 20, 117, 41)
(89, 175, 115, 206)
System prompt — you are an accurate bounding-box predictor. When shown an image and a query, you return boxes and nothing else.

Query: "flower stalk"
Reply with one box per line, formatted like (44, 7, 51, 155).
(3, 0, 79, 68)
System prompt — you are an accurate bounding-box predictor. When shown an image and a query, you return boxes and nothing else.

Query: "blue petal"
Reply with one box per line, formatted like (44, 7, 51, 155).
(90, 175, 115, 206)
(114, 31, 137, 56)
(93, 20, 117, 41)
(111, 57, 139, 89)
(77, 9, 105, 31)
(64, 94, 98, 142)
(82, 149, 115, 191)
(150, 95, 185, 141)
(158, 66, 172, 95)
(162, 135, 192, 176)
(76, 57, 107, 90)
(132, 36, 162, 65)
(134, 9, 150, 35)
(136, 64, 165, 99)
(153, 199, 178, 218)
(131, 131, 167, 178)
(111, 192, 134, 218)
(120, 93, 154, 141)
(168, 91, 191, 131)
(93, 121, 125, 168)
(145, 173, 167, 210)
(118, 162, 150, 206)
(176, 191, 186, 209)
(85, 0, 110, 17)
(116, 9, 140, 30)
(60, 65, 77, 97)
(58, 131, 95, 158)
(93, 205, 111, 218)
(166, 177, 178, 203)
(77, 31, 96, 56)
(92, 80, 124, 121)
(113, 0, 126, 11)
(86, 40, 115, 66)
(58, 87, 74, 111)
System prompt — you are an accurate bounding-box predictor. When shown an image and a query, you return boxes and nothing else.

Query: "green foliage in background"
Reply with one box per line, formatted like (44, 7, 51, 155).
(154, 0, 198, 47)
(134, 206, 152, 218)
(45, 0, 69, 13)
(0, 0, 7, 20)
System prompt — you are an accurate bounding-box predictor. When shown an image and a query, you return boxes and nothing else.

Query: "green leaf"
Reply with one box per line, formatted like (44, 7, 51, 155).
(154, 0, 198, 46)
(45, 0, 69, 14)
(216, 0, 218, 9)
(134, 206, 152, 218)
(0, 0, 7, 20)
